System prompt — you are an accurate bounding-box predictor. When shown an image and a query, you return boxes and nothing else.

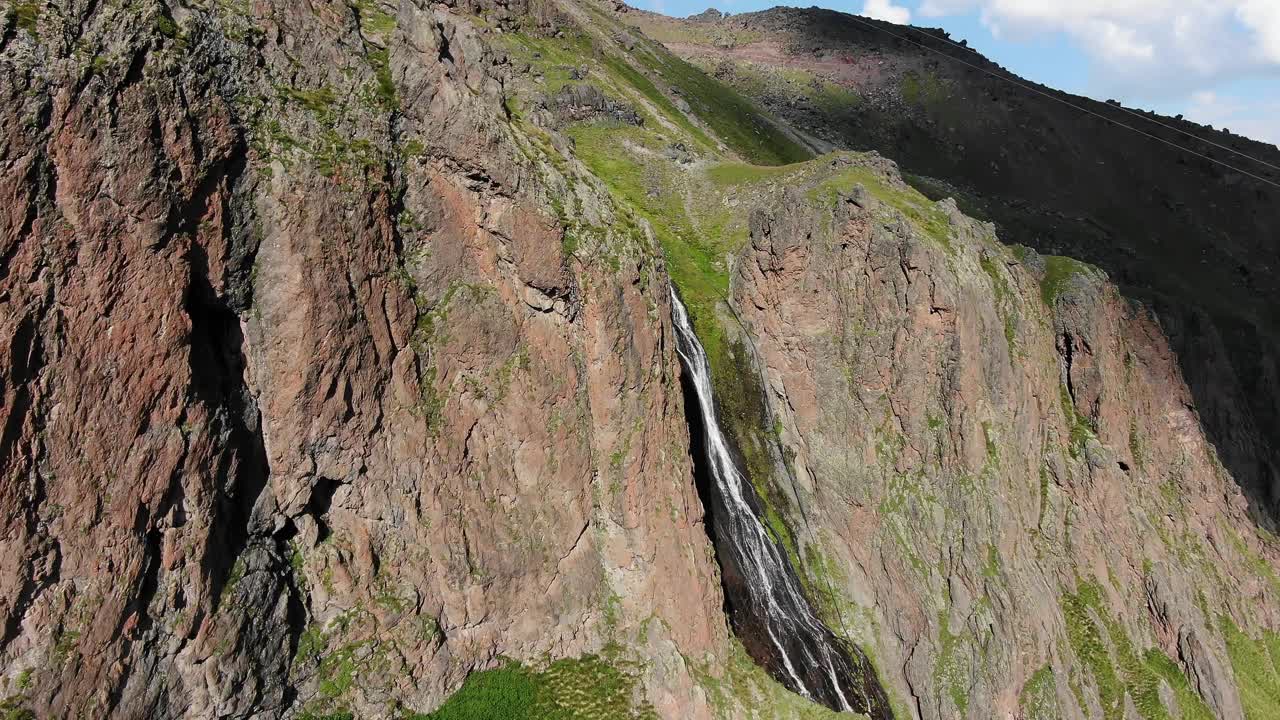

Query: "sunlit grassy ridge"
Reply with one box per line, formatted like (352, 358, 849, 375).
(810, 166, 955, 253)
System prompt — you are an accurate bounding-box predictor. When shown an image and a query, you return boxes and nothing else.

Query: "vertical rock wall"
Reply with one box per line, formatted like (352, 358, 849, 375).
(732, 160, 1280, 719)
(0, 1, 725, 717)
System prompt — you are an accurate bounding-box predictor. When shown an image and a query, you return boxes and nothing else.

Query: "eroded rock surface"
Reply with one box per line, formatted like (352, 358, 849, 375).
(0, 1, 726, 717)
(625, 5, 1280, 530)
(2, 0, 1279, 719)
(731, 161, 1280, 719)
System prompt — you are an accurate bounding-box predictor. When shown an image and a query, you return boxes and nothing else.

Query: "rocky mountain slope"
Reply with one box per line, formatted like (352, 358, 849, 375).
(0, 1, 1278, 719)
(622, 6, 1280, 532)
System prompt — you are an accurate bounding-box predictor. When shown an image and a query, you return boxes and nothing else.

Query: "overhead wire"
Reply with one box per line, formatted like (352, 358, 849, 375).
(841, 14, 1280, 190)
(886, 17, 1280, 173)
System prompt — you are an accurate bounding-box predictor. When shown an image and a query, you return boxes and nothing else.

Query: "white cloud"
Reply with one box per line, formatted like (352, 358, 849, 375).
(917, 0, 1280, 98)
(918, 0, 977, 17)
(1186, 90, 1280, 147)
(1192, 90, 1218, 106)
(862, 0, 911, 25)
(1237, 0, 1280, 64)
(1082, 18, 1155, 62)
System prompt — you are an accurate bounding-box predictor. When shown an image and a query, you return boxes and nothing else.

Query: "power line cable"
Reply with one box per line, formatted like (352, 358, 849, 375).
(891, 18, 1280, 174)
(841, 14, 1280, 190)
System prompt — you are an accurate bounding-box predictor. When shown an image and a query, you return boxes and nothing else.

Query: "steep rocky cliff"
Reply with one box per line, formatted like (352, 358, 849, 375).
(625, 6, 1280, 532)
(0, 1, 733, 717)
(732, 160, 1280, 719)
(1, 1, 1278, 719)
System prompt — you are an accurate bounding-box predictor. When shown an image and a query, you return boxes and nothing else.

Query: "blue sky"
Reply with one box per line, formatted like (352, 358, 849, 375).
(631, 0, 1280, 148)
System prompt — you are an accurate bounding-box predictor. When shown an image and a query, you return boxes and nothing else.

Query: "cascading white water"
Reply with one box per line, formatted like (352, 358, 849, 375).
(669, 287, 870, 714)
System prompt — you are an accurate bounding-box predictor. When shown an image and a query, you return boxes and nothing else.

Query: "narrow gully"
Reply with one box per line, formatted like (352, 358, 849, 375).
(670, 287, 892, 719)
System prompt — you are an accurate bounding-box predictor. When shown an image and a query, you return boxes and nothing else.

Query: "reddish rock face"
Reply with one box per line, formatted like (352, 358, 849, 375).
(0, 2, 725, 717)
(627, 5, 1280, 530)
(3, 1, 1279, 719)
(730, 167, 1279, 719)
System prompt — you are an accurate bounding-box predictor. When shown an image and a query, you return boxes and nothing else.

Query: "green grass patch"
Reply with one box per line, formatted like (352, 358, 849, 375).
(1040, 255, 1098, 306)
(900, 70, 949, 107)
(1064, 384, 1095, 456)
(980, 255, 1012, 306)
(979, 255, 1019, 350)
(317, 640, 366, 698)
(51, 629, 80, 665)
(418, 656, 656, 720)
(1143, 649, 1215, 720)
(1019, 664, 1061, 719)
(600, 52, 713, 150)
(1221, 615, 1280, 720)
(1059, 384, 1096, 458)
(155, 13, 180, 39)
(982, 544, 1002, 579)
(0, 695, 34, 720)
(349, 0, 396, 35)
(367, 47, 398, 109)
(634, 48, 810, 165)
(1227, 529, 1280, 598)
(280, 85, 339, 117)
(705, 162, 803, 188)
(420, 664, 540, 720)
(501, 31, 596, 95)
(294, 624, 329, 665)
(810, 165, 954, 252)
(812, 83, 862, 114)
(1062, 583, 1126, 719)
(9, 1, 39, 35)
(1062, 581, 1214, 720)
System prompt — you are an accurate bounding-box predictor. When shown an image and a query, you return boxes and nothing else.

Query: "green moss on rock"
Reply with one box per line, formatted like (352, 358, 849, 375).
(1019, 664, 1061, 720)
(419, 656, 656, 720)
(1221, 615, 1280, 720)
(932, 612, 970, 715)
(1062, 581, 1214, 720)
(1040, 255, 1098, 306)
(810, 165, 954, 253)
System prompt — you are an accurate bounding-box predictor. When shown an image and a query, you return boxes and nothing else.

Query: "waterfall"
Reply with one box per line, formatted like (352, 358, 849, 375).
(669, 288, 891, 719)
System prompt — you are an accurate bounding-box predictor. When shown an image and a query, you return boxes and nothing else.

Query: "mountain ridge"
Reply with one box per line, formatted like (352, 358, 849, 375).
(621, 2, 1280, 531)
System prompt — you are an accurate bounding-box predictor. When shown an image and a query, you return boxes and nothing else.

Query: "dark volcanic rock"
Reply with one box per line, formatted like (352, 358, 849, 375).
(549, 82, 644, 124)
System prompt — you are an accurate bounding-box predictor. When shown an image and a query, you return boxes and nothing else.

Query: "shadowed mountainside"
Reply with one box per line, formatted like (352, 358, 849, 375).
(624, 5, 1280, 529)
